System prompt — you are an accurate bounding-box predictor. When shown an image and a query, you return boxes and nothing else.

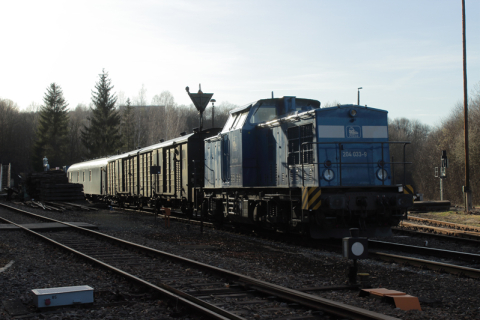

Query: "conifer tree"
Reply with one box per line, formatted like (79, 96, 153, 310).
(81, 69, 121, 158)
(32, 83, 69, 171)
(121, 98, 135, 151)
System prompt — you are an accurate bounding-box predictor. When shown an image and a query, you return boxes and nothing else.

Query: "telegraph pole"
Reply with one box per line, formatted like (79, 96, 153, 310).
(462, 0, 472, 212)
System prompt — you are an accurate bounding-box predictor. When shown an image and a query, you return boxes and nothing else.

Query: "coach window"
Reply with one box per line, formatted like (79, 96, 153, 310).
(89, 170, 92, 181)
(83, 172, 85, 182)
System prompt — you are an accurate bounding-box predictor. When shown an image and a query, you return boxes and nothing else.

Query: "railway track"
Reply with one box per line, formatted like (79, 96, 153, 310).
(163, 210, 480, 279)
(7, 201, 480, 280)
(0, 202, 400, 320)
(367, 240, 480, 279)
(65, 204, 480, 280)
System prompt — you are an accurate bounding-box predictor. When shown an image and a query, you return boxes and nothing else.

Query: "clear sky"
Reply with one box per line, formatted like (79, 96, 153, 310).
(1, 0, 479, 128)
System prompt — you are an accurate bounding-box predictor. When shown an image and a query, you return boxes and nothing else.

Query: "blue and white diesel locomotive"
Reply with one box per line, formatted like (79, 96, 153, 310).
(68, 95, 412, 238)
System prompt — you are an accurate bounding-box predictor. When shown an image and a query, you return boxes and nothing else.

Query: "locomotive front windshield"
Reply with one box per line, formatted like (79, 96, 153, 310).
(250, 101, 277, 123)
(250, 99, 318, 125)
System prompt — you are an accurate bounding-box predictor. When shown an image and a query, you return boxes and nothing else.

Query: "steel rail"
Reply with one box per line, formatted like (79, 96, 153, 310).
(0, 214, 240, 320)
(392, 227, 480, 246)
(369, 251, 480, 279)
(0, 202, 400, 320)
(368, 240, 480, 263)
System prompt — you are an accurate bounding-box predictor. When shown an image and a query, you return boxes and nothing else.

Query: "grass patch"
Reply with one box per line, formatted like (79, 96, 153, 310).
(410, 211, 480, 227)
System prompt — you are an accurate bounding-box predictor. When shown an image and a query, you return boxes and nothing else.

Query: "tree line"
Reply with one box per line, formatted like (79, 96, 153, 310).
(388, 83, 480, 205)
(0, 69, 233, 176)
(1, 70, 479, 205)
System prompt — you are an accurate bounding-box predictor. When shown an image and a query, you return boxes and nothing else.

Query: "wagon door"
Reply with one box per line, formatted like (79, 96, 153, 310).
(116, 159, 122, 193)
(174, 146, 181, 197)
(163, 148, 175, 195)
(101, 166, 106, 195)
(181, 145, 188, 197)
(146, 152, 152, 197)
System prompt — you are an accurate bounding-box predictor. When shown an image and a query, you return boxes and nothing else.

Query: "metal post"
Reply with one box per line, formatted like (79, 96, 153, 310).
(357, 87, 362, 105)
(403, 143, 407, 187)
(211, 99, 216, 128)
(200, 190, 204, 235)
(193, 160, 203, 234)
(193, 160, 197, 217)
(462, 0, 472, 212)
(440, 178, 443, 201)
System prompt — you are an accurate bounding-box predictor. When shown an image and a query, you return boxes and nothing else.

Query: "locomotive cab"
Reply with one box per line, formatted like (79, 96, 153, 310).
(204, 96, 321, 188)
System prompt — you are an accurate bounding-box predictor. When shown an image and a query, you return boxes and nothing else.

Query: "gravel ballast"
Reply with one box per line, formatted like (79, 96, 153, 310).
(1, 202, 479, 319)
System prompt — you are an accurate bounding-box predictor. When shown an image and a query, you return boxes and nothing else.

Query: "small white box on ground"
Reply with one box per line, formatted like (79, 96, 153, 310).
(32, 285, 94, 308)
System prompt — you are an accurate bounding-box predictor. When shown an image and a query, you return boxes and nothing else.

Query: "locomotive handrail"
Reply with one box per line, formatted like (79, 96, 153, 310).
(300, 141, 411, 187)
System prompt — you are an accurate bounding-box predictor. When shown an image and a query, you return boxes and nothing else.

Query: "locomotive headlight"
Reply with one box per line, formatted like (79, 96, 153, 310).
(376, 169, 388, 181)
(349, 109, 357, 117)
(323, 169, 335, 181)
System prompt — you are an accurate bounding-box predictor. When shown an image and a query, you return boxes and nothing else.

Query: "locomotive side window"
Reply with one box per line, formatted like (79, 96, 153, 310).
(222, 111, 249, 132)
(232, 111, 248, 130)
(288, 124, 314, 165)
(221, 114, 237, 133)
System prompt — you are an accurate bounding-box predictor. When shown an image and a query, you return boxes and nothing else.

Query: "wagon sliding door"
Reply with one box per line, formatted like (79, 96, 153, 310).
(163, 147, 181, 197)
(140, 152, 152, 197)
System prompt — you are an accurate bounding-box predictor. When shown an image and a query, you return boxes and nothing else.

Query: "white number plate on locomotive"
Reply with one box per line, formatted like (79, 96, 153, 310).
(342, 151, 367, 157)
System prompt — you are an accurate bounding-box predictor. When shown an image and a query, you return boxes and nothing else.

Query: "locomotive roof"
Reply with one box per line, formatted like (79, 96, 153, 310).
(229, 97, 321, 115)
(320, 104, 387, 113)
(229, 102, 254, 114)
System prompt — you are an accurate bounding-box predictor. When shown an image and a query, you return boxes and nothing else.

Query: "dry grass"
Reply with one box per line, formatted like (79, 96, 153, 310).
(410, 210, 480, 227)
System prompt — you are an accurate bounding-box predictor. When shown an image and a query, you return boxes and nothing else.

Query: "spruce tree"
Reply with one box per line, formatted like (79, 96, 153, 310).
(32, 83, 69, 171)
(121, 98, 135, 151)
(81, 69, 121, 158)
